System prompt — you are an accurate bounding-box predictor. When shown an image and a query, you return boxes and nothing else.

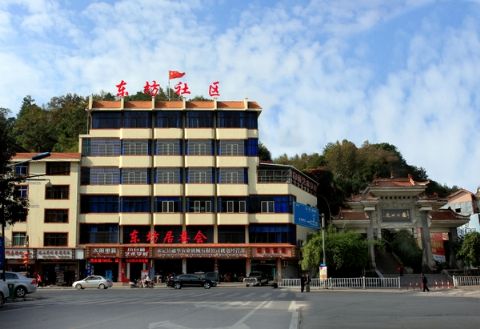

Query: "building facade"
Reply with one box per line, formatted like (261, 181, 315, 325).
(4, 98, 318, 284)
(332, 176, 469, 271)
(442, 188, 480, 236)
(4, 153, 81, 286)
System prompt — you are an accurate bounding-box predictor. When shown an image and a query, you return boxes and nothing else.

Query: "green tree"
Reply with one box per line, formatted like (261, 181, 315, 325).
(301, 228, 369, 277)
(0, 108, 28, 240)
(258, 142, 272, 162)
(457, 232, 480, 267)
(13, 96, 55, 152)
(47, 94, 88, 152)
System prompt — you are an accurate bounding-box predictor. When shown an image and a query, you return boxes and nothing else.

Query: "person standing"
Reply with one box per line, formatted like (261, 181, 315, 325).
(421, 273, 429, 292)
(300, 274, 306, 293)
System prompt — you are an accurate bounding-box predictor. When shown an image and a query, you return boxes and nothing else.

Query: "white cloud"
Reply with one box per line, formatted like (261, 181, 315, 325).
(0, 0, 479, 191)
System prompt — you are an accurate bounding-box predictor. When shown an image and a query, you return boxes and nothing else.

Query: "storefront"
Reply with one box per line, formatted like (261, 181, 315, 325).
(85, 244, 297, 283)
(5, 248, 79, 286)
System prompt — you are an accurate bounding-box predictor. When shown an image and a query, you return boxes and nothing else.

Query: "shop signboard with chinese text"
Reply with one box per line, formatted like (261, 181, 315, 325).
(37, 249, 74, 260)
(154, 247, 248, 258)
(5, 248, 35, 259)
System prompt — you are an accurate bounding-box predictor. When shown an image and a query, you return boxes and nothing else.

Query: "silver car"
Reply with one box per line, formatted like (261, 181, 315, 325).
(3, 272, 37, 298)
(72, 275, 113, 289)
(0, 280, 9, 307)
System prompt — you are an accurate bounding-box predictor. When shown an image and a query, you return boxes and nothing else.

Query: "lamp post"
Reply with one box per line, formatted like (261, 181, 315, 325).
(1, 152, 51, 281)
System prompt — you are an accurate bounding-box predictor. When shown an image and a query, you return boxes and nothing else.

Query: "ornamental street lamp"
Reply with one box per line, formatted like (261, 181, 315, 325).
(1, 152, 51, 281)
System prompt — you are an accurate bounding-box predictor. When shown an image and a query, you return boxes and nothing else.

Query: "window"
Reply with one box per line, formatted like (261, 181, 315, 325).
(92, 112, 121, 129)
(154, 111, 182, 128)
(187, 198, 213, 213)
(219, 140, 244, 156)
(217, 111, 258, 128)
(12, 232, 27, 246)
(187, 140, 212, 155)
(80, 195, 119, 213)
(156, 140, 182, 155)
(121, 168, 149, 184)
(251, 195, 293, 213)
(46, 185, 69, 199)
(257, 169, 290, 183)
(261, 201, 275, 213)
(162, 201, 174, 212)
(219, 168, 245, 184)
(88, 167, 120, 185)
(45, 209, 69, 223)
(14, 164, 28, 176)
(218, 226, 245, 243)
(218, 198, 247, 213)
(46, 162, 70, 175)
(194, 200, 211, 212)
(186, 111, 214, 128)
(226, 201, 234, 213)
(155, 197, 182, 213)
(188, 168, 213, 183)
(44, 233, 68, 246)
(122, 140, 149, 155)
(123, 111, 151, 128)
(16, 185, 28, 198)
(84, 139, 121, 156)
(120, 197, 150, 212)
(80, 224, 119, 244)
(239, 201, 246, 213)
(249, 224, 296, 243)
(156, 168, 182, 183)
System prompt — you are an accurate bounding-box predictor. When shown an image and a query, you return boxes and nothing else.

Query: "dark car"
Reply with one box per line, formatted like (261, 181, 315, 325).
(196, 272, 219, 287)
(167, 274, 213, 289)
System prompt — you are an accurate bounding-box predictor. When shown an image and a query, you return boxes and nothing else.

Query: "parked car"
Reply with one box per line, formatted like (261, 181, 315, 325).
(2, 272, 37, 298)
(0, 280, 9, 307)
(72, 275, 113, 290)
(167, 274, 213, 289)
(196, 272, 219, 287)
(244, 271, 269, 287)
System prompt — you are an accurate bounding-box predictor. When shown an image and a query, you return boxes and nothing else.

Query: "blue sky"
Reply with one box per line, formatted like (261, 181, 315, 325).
(1, 0, 480, 192)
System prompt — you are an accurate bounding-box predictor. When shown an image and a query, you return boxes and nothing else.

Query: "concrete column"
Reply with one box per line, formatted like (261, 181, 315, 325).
(420, 211, 434, 271)
(448, 228, 459, 268)
(126, 262, 131, 281)
(182, 258, 187, 274)
(246, 258, 251, 276)
(366, 211, 376, 269)
(276, 258, 282, 281)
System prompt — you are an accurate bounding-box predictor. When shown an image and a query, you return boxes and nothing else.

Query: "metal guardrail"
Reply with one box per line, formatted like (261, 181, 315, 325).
(280, 277, 401, 289)
(453, 276, 480, 287)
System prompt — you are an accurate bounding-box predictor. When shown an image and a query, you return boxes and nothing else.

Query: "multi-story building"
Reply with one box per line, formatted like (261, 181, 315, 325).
(4, 98, 318, 284)
(4, 153, 81, 285)
(442, 188, 480, 235)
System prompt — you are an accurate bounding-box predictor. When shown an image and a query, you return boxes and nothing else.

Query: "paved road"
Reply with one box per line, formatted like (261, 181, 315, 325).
(0, 286, 301, 329)
(1, 286, 479, 329)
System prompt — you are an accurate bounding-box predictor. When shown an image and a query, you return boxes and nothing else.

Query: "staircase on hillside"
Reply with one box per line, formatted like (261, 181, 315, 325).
(375, 248, 402, 276)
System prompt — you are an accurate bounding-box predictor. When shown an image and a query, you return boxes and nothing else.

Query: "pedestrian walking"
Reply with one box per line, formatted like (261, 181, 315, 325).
(305, 274, 311, 292)
(421, 273, 429, 292)
(300, 274, 306, 292)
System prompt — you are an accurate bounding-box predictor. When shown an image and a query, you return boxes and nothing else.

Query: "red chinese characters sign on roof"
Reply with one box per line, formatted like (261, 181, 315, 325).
(114, 72, 220, 99)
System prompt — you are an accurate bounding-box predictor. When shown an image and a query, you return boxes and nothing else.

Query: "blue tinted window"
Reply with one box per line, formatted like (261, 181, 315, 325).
(123, 111, 151, 128)
(186, 111, 213, 128)
(217, 111, 258, 129)
(155, 111, 182, 128)
(80, 195, 119, 213)
(120, 197, 150, 212)
(92, 112, 121, 129)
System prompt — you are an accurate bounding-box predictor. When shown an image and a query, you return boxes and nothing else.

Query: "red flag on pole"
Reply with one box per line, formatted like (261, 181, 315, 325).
(169, 70, 185, 79)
